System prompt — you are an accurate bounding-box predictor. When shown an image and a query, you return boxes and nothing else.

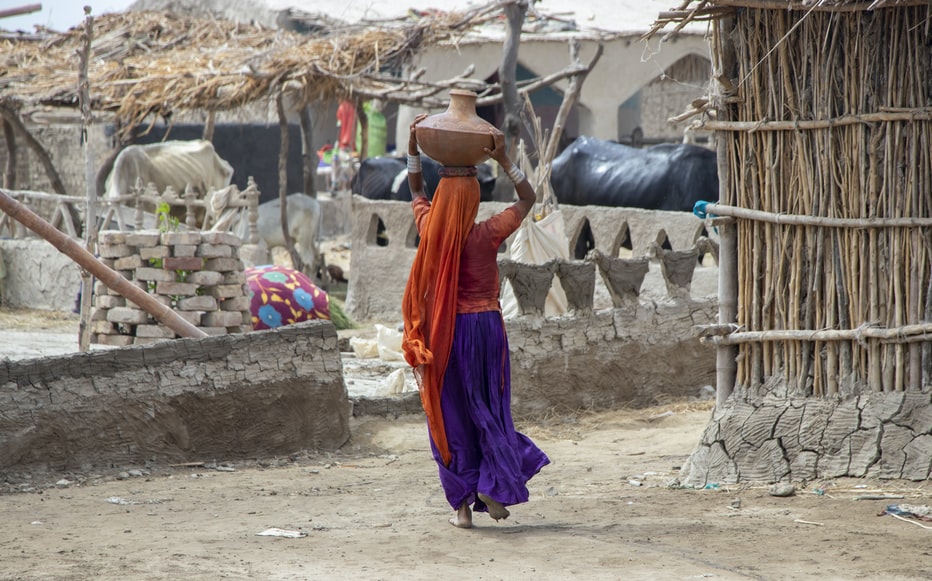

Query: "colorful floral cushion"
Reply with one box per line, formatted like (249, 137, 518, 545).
(245, 265, 330, 330)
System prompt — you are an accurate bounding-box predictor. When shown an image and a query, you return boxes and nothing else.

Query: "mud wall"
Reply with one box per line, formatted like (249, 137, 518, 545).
(345, 196, 715, 322)
(344, 196, 720, 415)
(0, 320, 350, 473)
(0, 239, 82, 311)
(683, 390, 932, 485)
(508, 300, 718, 415)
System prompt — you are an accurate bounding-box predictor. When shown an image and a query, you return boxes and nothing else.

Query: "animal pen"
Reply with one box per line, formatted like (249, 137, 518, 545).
(649, 1, 932, 484)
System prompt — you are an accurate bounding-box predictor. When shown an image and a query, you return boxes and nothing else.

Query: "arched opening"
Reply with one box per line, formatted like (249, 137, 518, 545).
(479, 62, 579, 155)
(366, 213, 388, 247)
(612, 222, 634, 258)
(696, 223, 717, 266)
(571, 217, 596, 260)
(617, 53, 712, 146)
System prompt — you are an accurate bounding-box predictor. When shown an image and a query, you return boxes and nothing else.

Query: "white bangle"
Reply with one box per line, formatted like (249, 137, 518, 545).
(506, 165, 525, 184)
(407, 154, 422, 174)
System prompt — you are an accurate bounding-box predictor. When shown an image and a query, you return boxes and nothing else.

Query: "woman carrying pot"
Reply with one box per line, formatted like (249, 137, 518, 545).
(402, 107, 550, 529)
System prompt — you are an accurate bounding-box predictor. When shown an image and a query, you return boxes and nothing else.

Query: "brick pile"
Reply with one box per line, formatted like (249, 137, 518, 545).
(92, 230, 253, 346)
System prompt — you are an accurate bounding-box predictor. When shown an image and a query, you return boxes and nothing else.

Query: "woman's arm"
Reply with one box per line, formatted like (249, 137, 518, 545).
(407, 114, 429, 201)
(484, 128, 536, 220)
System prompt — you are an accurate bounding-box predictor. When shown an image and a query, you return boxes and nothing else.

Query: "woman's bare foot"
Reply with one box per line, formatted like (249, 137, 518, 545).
(478, 493, 510, 521)
(449, 502, 472, 529)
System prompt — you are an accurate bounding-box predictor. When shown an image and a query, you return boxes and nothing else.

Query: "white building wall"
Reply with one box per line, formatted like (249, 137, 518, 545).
(397, 33, 711, 144)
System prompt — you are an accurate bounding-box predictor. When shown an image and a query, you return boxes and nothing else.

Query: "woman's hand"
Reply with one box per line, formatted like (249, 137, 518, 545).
(409, 113, 429, 155)
(483, 127, 511, 169)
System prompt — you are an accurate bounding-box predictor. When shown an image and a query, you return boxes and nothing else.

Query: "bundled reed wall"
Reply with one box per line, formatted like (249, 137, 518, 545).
(646, 2, 932, 483)
(704, 5, 932, 397)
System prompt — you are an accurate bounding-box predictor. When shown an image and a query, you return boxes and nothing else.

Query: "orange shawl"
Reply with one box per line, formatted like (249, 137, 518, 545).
(401, 175, 480, 466)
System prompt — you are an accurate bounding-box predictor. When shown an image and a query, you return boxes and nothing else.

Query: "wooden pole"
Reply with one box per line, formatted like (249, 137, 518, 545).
(1, 119, 14, 189)
(203, 110, 216, 142)
(712, 15, 738, 408)
(704, 202, 932, 229)
(704, 323, 932, 345)
(0, 4, 41, 20)
(355, 101, 369, 160)
(276, 92, 302, 272)
(298, 105, 317, 197)
(78, 7, 95, 352)
(0, 189, 208, 339)
(499, 0, 528, 156)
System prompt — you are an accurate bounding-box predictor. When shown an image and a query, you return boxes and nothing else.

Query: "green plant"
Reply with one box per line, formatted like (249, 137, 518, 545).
(156, 202, 180, 233)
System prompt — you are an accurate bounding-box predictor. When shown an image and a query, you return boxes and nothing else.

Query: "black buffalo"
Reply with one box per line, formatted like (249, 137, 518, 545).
(352, 155, 498, 202)
(550, 136, 719, 211)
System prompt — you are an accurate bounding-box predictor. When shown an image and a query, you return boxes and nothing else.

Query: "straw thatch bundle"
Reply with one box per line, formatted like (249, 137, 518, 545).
(0, 4, 504, 132)
(648, 1, 932, 397)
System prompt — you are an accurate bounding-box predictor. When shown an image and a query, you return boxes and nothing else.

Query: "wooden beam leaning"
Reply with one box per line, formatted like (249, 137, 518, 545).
(0, 188, 208, 339)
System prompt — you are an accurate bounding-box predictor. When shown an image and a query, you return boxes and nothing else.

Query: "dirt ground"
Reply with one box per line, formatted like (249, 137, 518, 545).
(2, 309, 931, 581)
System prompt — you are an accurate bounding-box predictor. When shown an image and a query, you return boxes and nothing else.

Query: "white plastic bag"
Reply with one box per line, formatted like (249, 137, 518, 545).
(349, 336, 379, 359)
(373, 368, 409, 396)
(375, 324, 405, 362)
(501, 209, 570, 319)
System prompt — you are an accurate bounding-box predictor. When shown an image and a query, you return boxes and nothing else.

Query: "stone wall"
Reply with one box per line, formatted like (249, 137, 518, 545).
(0, 321, 350, 473)
(683, 390, 932, 485)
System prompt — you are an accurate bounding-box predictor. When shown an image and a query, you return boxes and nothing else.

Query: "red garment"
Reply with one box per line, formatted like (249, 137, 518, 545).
(402, 176, 479, 466)
(336, 100, 356, 151)
(412, 196, 523, 314)
(403, 181, 524, 466)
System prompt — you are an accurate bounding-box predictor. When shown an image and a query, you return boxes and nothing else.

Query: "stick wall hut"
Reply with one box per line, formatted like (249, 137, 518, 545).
(648, 1, 932, 484)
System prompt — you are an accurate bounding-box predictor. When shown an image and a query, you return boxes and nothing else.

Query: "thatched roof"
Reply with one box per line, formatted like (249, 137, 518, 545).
(0, 2, 509, 130)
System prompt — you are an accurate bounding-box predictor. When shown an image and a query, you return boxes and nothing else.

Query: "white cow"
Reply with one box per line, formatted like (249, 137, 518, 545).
(246, 193, 323, 281)
(105, 140, 234, 200)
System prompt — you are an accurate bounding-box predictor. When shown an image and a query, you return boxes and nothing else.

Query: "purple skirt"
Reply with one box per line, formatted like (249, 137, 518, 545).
(429, 311, 550, 512)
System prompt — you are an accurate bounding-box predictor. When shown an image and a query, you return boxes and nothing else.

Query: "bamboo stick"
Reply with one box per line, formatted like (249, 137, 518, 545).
(696, 109, 932, 132)
(704, 203, 932, 228)
(704, 322, 932, 346)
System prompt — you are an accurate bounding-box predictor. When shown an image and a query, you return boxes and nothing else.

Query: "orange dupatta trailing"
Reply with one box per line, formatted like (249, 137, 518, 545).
(401, 175, 480, 466)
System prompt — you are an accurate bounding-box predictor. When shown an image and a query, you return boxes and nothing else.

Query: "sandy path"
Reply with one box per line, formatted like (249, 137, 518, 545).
(1, 309, 929, 580)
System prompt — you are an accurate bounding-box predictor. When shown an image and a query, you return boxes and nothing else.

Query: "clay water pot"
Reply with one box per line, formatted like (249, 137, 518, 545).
(415, 89, 495, 167)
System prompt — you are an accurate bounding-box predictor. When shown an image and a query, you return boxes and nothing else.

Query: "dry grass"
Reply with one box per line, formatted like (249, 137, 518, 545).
(1, 3, 507, 132)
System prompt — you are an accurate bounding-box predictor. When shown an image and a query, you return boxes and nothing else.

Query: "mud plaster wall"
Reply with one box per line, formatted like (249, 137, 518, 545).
(682, 389, 932, 485)
(345, 196, 715, 322)
(345, 197, 718, 414)
(0, 320, 350, 473)
(0, 125, 110, 199)
(0, 239, 82, 310)
(507, 301, 718, 415)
